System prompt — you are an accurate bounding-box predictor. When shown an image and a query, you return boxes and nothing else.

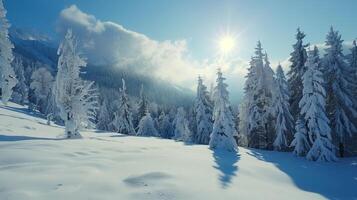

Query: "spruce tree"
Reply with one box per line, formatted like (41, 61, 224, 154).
(287, 28, 308, 120)
(136, 84, 148, 127)
(241, 42, 276, 149)
(97, 99, 111, 131)
(12, 57, 28, 105)
(351, 40, 357, 81)
(173, 107, 192, 142)
(136, 111, 159, 137)
(291, 118, 310, 156)
(158, 111, 174, 139)
(111, 79, 135, 135)
(209, 69, 238, 151)
(323, 27, 357, 147)
(273, 64, 294, 151)
(302, 49, 336, 161)
(194, 76, 213, 144)
(0, 0, 17, 105)
(348, 40, 357, 130)
(30, 67, 54, 113)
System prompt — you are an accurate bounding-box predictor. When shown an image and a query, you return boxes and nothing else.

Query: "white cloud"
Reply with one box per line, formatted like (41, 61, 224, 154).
(56, 5, 248, 98)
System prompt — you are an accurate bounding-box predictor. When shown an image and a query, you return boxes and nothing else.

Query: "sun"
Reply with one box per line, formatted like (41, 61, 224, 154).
(218, 34, 236, 54)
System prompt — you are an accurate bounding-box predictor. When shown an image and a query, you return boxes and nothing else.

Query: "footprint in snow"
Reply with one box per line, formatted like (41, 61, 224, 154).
(123, 172, 172, 187)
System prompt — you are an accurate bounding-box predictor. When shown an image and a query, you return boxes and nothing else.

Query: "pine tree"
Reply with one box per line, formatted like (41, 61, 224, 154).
(136, 84, 148, 128)
(290, 118, 310, 156)
(302, 49, 336, 162)
(348, 40, 357, 128)
(54, 30, 98, 138)
(0, 0, 17, 105)
(158, 111, 174, 138)
(312, 46, 322, 71)
(111, 79, 135, 135)
(136, 111, 159, 137)
(12, 57, 28, 105)
(323, 27, 357, 146)
(287, 28, 308, 120)
(263, 53, 278, 145)
(209, 69, 238, 151)
(30, 67, 54, 113)
(351, 41, 357, 81)
(194, 76, 213, 144)
(97, 99, 111, 131)
(241, 42, 276, 149)
(273, 64, 294, 151)
(44, 91, 58, 125)
(173, 107, 192, 142)
(350, 40, 357, 82)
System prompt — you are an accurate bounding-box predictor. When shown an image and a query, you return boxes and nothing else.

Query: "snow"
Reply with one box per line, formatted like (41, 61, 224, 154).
(0, 102, 356, 200)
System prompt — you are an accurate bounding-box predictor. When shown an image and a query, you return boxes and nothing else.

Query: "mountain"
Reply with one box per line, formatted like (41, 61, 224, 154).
(10, 28, 194, 106)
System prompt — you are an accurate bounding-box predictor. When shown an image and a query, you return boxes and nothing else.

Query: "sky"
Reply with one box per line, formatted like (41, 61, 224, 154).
(6, 0, 357, 102)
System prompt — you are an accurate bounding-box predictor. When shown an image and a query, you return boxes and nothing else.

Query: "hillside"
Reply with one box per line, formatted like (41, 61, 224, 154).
(0, 103, 356, 200)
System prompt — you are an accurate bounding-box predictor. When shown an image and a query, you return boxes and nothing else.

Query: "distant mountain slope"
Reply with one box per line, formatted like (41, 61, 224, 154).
(10, 28, 194, 106)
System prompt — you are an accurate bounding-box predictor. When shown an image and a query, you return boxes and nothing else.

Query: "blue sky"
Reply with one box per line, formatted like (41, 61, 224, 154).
(6, 0, 357, 102)
(7, 0, 357, 61)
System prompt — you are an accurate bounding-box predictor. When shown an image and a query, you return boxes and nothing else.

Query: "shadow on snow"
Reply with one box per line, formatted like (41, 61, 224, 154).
(1, 105, 44, 119)
(212, 149, 240, 188)
(247, 149, 357, 199)
(0, 134, 64, 142)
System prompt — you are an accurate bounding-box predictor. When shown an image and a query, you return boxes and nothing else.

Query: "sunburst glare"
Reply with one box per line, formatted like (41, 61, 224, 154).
(218, 34, 236, 55)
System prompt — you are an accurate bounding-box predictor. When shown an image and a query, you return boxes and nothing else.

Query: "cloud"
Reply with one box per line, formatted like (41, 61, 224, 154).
(56, 5, 248, 99)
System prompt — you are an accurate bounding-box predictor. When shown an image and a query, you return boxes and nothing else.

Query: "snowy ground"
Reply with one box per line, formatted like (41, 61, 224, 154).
(0, 103, 356, 200)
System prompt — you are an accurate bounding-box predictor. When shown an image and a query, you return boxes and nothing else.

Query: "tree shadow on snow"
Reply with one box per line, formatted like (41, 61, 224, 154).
(212, 149, 240, 188)
(1, 105, 44, 119)
(247, 149, 357, 199)
(0, 135, 63, 142)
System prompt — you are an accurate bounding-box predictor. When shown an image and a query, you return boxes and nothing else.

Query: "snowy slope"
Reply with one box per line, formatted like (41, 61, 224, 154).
(0, 103, 356, 200)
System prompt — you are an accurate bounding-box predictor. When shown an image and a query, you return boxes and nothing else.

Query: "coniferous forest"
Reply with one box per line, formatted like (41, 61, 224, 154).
(1, 1, 357, 199)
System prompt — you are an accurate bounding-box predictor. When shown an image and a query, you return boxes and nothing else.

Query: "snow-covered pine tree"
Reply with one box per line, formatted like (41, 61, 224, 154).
(290, 118, 310, 156)
(348, 41, 357, 126)
(24, 62, 36, 110)
(241, 42, 276, 149)
(12, 57, 28, 105)
(273, 64, 294, 151)
(194, 76, 213, 144)
(54, 30, 98, 138)
(136, 111, 159, 137)
(158, 111, 174, 138)
(44, 90, 58, 125)
(312, 46, 322, 71)
(263, 53, 278, 145)
(349, 41, 357, 92)
(0, 0, 17, 105)
(209, 69, 238, 151)
(30, 67, 54, 113)
(173, 107, 192, 142)
(97, 99, 111, 131)
(323, 27, 357, 148)
(287, 28, 308, 120)
(238, 99, 249, 147)
(135, 84, 149, 128)
(301, 49, 337, 162)
(111, 79, 135, 135)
